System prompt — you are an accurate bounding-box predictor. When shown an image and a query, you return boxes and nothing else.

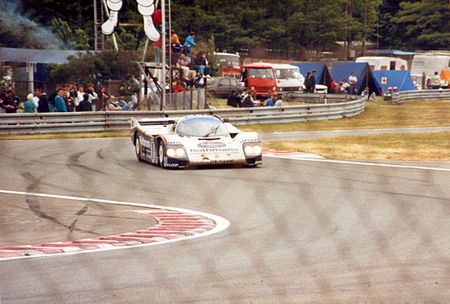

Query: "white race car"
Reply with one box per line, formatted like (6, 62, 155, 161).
(130, 115, 263, 168)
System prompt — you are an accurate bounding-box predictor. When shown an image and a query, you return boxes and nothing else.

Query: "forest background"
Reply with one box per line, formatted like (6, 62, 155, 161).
(0, 0, 449, 57)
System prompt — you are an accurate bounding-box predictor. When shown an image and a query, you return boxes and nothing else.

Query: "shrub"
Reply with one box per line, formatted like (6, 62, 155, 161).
(47, 50, 140, 88)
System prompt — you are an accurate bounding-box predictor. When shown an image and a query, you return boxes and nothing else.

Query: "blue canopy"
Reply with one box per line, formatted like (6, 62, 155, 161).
(372, 70, 416, 92)
(293, 62, 332, 87)
(330, 62, 382, 95)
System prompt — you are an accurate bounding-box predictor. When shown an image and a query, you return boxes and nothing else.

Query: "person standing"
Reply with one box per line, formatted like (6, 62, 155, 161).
(75, 84, 85, 108)
(23, 93, 36, 113)
(86, 83, 99, 111)
(348, 72, 358, 95)
(77, 93, 93, 112)
(64, 84, 75, 112)
(309, 71, 316, 93)
(98, 85, 114, 111)
(0, 90, 19, 113)
(35, 88, 49, 113)
(183, 32, 196, 54)
(304, 72, 311, 93)
(68, 82, 77, 108)
(54, 88, 68, 112)
(47, 85, 61, 112)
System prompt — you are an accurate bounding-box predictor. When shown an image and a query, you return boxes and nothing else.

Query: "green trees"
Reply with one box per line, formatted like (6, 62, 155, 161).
(47, 50, 140, 87)
(378, 0, 450, 50)
(394, 0, 450, 49)
(50, 18, 89, 50)
(0, 0, 448, 53)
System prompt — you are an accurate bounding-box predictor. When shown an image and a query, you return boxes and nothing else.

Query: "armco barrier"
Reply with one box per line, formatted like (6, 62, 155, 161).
(392, 89, 450, 104)
(0, 97, 365, 135)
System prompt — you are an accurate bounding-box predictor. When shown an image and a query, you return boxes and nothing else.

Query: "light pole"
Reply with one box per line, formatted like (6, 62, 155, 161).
(161, 0, 166, 109)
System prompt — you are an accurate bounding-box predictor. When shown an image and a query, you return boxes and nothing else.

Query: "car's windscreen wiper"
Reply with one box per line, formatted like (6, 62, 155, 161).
(203, 125, 221, 137)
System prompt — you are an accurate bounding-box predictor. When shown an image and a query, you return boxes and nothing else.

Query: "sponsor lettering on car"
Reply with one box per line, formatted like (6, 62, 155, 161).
(197, 142, 227, 148)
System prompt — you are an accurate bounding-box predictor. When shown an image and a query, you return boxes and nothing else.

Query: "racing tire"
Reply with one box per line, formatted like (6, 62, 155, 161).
(135, 136, 143, 161)
(158, 142, 168, 169)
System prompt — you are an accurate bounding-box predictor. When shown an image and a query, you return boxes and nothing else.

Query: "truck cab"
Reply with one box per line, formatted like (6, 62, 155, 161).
(270, 63, 305, 92)
(242, 62, 277, 97)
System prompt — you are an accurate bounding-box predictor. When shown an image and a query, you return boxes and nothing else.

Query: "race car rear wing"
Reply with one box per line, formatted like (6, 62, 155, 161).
(131, 117, 177, 127)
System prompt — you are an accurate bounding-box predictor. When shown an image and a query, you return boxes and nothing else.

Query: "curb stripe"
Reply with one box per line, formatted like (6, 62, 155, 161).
(0, 190, 230, 261)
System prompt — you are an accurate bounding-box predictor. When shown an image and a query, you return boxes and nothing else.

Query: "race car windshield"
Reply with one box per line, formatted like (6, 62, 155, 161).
(176, 116, 229, 137)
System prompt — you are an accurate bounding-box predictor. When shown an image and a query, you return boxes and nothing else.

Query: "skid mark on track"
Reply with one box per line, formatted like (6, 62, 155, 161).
(0, 190, 230, 261)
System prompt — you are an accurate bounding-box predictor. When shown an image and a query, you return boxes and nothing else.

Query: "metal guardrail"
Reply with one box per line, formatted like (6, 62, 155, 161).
(284, 92, 349, 103)
(0, 97, 366, 135)
(392, 89, 450, 104)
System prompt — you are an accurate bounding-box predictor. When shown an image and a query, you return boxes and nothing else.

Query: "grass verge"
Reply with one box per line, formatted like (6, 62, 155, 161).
(239, 99, 450, 133)
(264, 132, 450, 161)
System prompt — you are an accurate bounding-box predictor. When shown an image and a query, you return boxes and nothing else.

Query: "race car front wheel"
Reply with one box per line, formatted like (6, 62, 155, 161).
(135, 136, 143, 161)
(158, 143, 167, 168)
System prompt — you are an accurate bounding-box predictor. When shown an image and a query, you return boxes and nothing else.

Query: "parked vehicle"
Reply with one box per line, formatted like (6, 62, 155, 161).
(269, 63, 304, 92)
(356, 56, 408, 71)
(213, 52, 241, 78)
(207, 77, 245, 98)
(411, 54, 450, 89)
(242, 62, 277, 97)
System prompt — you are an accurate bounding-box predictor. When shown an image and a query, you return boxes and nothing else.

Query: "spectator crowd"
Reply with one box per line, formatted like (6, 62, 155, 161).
(0, 82, 138, 114)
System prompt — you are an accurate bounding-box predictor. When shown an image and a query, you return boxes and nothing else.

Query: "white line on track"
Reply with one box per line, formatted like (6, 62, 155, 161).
(0, 190, 230, 261)
(264, 154, 450, 172)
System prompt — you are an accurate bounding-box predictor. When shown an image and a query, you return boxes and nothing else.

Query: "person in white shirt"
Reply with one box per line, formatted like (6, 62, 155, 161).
(431, 72, 441, 89)
(340, 79, 350, 94)
(75, 85, 85, 107)
(348, 72, 358, 95)
(274, 95, 283, 107)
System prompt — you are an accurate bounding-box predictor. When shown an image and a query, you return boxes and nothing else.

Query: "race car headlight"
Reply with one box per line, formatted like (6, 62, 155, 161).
(166, 145, 186, 158)
(243, 143, 262, 156)
(166, 148, 176, 158)
(175, 148, 186, 157)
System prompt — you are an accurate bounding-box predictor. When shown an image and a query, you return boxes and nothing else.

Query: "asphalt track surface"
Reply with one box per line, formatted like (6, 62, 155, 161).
(0, 137, 449, 303)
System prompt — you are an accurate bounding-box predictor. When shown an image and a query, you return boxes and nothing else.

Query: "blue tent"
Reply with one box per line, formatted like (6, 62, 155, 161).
(293, 62, 332, 88)
(372, 70, 416, 92)
(330, 62, 382, 95)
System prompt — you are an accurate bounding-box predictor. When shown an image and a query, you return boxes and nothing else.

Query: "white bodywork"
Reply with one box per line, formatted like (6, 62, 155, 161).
(356, 56, 409, 71)
(131, 116, 262, 168)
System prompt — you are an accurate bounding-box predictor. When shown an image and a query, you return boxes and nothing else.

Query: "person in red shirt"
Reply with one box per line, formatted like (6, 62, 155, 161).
(330, 80, 338, 93)
(172, 80, 184, 93)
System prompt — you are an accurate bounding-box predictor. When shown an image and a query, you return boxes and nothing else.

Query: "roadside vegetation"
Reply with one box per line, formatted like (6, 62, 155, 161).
(264, 132, 450, 161)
